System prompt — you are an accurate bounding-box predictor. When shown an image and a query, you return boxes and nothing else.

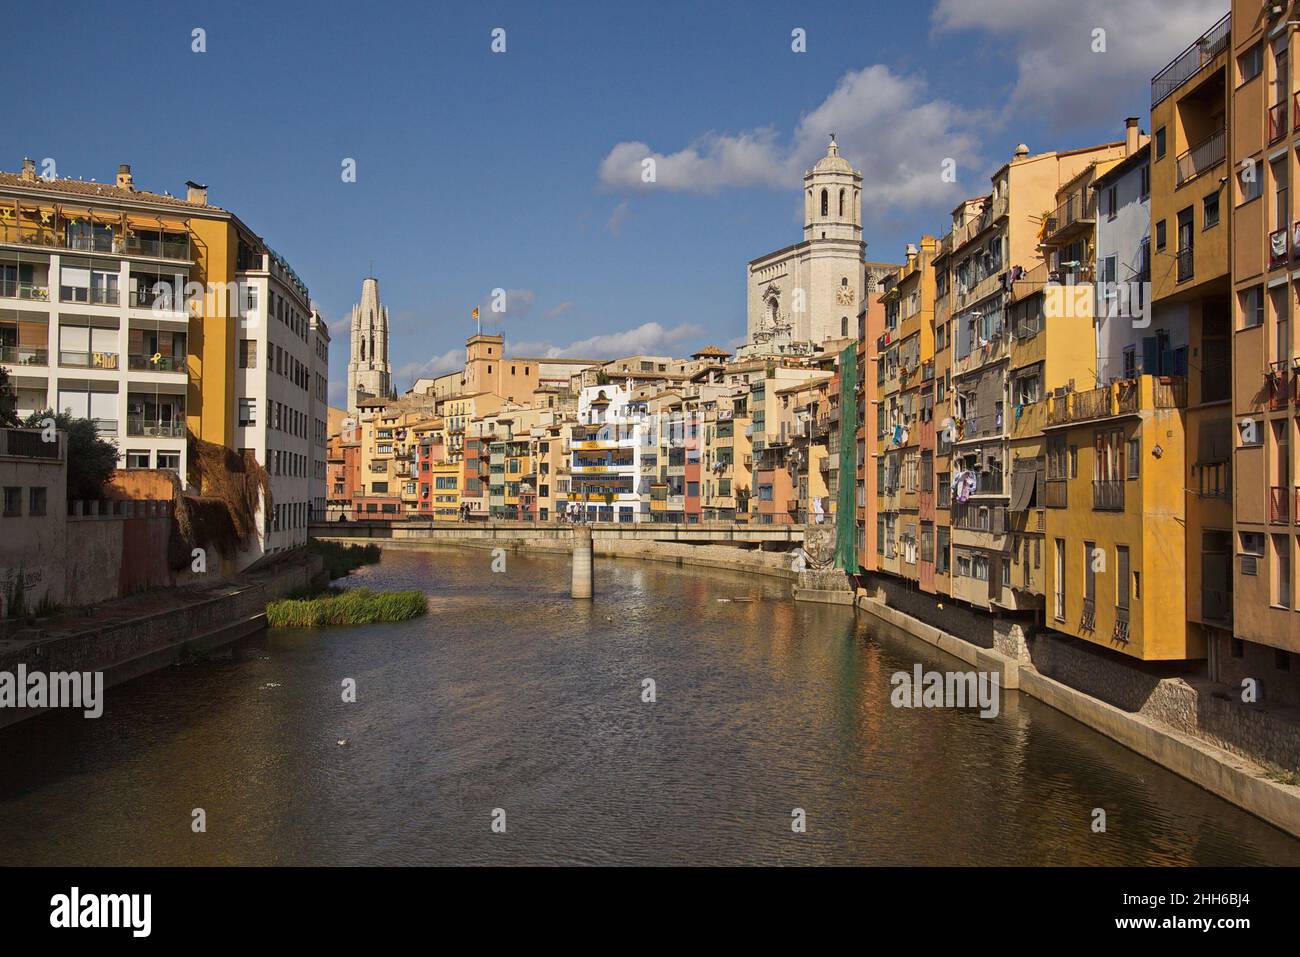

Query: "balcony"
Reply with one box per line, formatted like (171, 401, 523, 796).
(0, 279, 50, 302)
(60, 350, 119, 370)
(1270, 486, 1290, 524)
(1270, 100, 1290, 146)
(1081, 596, 1096, 632)
(1268, 364, 1291, 410)
(1151, 13, 1230, 108)
(127, 418, 184, 438)
(1092, 480, 1125, 511)
(0, 345, 49, 366)
(1047, 376, 1185, 427)
(127, 354, 187, 373)
(1044, 191, 1095, 244)
(1270, 227, 1290, 270)
(1177, 127, 1227, 190)
(124, 235, 191, 261)
(0, 428, 60, 459)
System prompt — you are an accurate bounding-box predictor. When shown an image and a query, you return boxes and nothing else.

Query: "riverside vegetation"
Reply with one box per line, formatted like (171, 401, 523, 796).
(266, 587, 427, 628)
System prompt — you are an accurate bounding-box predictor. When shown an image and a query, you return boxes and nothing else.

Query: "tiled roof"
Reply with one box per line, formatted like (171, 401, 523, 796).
(0, 172, 221, 211)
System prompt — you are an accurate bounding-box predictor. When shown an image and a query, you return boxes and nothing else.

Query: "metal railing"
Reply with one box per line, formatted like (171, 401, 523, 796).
(0, 279, 50, 301)
(1176, 128, 1226, 188)
(126, 418, 185, 438)
(1081, 596, 1096, 631)
(127, 354, 187, 372)
(1151, 13, 1230, 107)
(0, 345, 48, 365)
(1269, 485, 1290, 524)
(1270, 100, 1290, 145)
(59, 350, 119, 369)
(0, 428, 60, 459)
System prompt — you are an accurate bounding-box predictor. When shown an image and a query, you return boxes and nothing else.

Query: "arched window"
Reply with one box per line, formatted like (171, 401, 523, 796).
(820, 189, 828, 217)
(841, 316, 848, 337)
(360, 339, 366, 361)
(839, 189, 845, 217)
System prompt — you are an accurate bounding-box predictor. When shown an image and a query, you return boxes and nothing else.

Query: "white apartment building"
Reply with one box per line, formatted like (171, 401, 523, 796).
(573, 383, 645, 522)
(1, 164, 199, 480)
(234, 249, 329, 556)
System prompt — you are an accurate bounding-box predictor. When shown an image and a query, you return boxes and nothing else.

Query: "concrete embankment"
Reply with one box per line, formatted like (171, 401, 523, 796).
(0, 552, 324, 729)
(857, 595, 1300, 840)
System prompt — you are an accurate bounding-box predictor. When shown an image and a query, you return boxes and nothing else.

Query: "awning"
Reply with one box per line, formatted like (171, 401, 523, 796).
(1009, 467, 1037, 511)
(1197, 417, 1232, 464)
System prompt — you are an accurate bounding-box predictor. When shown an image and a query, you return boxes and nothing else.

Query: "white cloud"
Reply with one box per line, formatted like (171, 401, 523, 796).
(597, 64, 982, 208)
(507, 321, 705, 360)
(932, 0, 1229, 130)
(606, 202, 630, 236)
(394, 348, 463, 386)
(543, 300, 575, 321)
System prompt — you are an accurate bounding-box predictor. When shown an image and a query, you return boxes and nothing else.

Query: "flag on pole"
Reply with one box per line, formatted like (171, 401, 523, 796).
(471, 307, 479, 321)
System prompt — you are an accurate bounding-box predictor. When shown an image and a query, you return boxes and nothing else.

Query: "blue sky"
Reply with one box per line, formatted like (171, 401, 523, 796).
(7, 0, 1227, 403)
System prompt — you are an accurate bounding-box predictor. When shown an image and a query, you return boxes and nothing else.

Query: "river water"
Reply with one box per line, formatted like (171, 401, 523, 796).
(2, 546, 1298, 865)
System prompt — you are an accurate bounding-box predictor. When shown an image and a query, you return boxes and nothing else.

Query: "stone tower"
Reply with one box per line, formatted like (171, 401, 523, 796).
(741, 136, 866, 355)
(346, 276, 391, 413)
(803, 135, 862, 243)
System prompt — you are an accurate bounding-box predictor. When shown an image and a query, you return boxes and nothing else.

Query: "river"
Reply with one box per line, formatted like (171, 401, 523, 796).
(2, 546, 1298, 865)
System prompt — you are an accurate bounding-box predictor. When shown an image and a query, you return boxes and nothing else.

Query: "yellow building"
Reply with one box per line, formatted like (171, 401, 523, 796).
(429, 461, 461, 520)
(1043, 375, 1194, 660)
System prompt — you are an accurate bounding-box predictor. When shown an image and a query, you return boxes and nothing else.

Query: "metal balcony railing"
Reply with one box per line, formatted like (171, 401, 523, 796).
(1270, 227, 1290, 269)
(1177, 247, 1194, 283)
(1151, 13, 1230, 107)
(1176, 128, 1227, 189)
(1269, 485, 1290, 524)
(1271, 100, 1290, 145)
(0, 279, 50, 301)
(1081, 596, 1096, 631)
(0, 345, 48, 365)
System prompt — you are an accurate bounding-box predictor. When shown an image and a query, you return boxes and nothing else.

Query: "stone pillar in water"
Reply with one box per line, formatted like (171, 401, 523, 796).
(571, 525, 593, 599)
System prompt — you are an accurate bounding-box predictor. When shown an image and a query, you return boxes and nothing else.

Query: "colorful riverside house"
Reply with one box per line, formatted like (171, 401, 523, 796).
(572, 383, 643, 522)
(856, 269, 890, 569)
(1146, 13, 1233, 673)
(1042, 375, 1190, 659)
(886, 238, 936, 586)
(1228, 0, 1300, 697)
(928, 230, 954, 594)
(947, 139, 1129, 612)
(428, 462, 461, 520)
(461, 429, 490, 519)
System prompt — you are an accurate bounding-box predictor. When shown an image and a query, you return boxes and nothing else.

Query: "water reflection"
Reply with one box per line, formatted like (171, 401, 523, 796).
(0, 547, 1297, 866)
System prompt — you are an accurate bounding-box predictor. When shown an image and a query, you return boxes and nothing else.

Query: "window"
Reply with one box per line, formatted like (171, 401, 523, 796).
(1273, 534, 1291, 608)
(1240, 42, 1264, 83)
(1203, 191, 1220, 228)
(1106, 185, 1117, 220)
(239, 339, 257, 369)
(157, 452, 180, 472)
(1154, 127, 1166, 160)
(238, 398, 256, 426)
(27, 487, 45, 517)
(1241, 286, 1264, 329)
(3, 486, 20, 517)
(1054, 538, 1066, 621)
(1155, 219, 1166, 250)
(1116, 545, 1131, 612)
(1126, 437, 1140, 478)
(127, 450, 150, 468)
(1139, 164, 1150, 200)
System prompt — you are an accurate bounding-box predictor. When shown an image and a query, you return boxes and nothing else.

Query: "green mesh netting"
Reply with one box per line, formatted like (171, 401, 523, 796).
(834, 342, 858, 571)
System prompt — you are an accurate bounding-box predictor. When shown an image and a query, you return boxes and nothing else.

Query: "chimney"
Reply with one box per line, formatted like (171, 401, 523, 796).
(19, 157, 35, 182)
(1124, 116, 1141, 156)
(116, 163, 134, 190)
(185, 180, 208, 205)
(905, 243, 918, 266)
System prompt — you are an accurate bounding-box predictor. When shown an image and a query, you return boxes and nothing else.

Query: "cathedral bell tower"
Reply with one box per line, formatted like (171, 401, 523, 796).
(803, 135, 862, 243)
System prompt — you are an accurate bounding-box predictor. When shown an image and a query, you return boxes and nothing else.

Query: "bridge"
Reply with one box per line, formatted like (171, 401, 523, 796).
(309, 520, 805, 548)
